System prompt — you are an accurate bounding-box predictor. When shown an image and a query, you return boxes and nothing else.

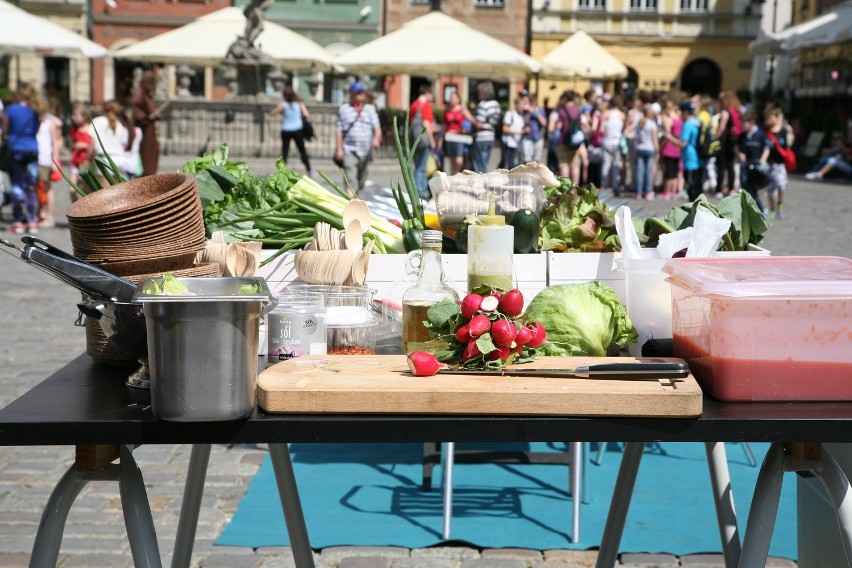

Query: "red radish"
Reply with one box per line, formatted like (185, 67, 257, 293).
(454, 324, 471, 343)
(490, 318, 518, 347)
(468, 314, 491, 338)
(478, 294, 500, 313)
(489, 288, 503, 299)
(525, 322, 547, 348)
(498, 289, 524, 317)
(486, 345, 512, 362)
(460, 293, 483, 319)
(515, 324, 533, 346)
(462, 340, 482, 361)
(407, 351, 443, 377)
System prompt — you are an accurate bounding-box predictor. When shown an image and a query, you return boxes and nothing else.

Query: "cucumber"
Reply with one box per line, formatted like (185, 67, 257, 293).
(510, 208, 540, 253)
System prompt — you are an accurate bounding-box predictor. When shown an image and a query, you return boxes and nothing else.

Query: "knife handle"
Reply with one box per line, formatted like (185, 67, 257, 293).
(583, 362, 690, 379)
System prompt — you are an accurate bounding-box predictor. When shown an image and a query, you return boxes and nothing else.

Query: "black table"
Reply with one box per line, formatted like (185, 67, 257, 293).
(3, 355, 852, 568)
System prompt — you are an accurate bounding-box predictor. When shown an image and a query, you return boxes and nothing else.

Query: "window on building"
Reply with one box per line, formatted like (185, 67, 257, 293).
(680, 0, 708, 11)
(474, 0, 505, 7)
(578, 0, 606, 10)
(630, 0, 657, 10)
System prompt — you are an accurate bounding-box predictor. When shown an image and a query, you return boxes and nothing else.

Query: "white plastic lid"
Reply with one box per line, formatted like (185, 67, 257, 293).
(662, 256, 852, 298)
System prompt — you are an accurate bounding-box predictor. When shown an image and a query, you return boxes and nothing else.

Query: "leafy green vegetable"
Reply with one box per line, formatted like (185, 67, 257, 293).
(183, 144, 404, 261)
(637, 192, 770, 251)
(538, 178, 618, 252)
(238, 283, 261, 295)
(525, 282, 637, 356)
(140, 274, 190, 296)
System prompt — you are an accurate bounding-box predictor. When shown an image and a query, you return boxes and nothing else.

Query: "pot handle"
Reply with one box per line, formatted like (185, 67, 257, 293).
(78, 299, 118, 321)
(261, 296, 279, 316)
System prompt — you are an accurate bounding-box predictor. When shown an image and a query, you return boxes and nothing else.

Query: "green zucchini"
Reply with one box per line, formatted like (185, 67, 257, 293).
(510, 208, 540, 254)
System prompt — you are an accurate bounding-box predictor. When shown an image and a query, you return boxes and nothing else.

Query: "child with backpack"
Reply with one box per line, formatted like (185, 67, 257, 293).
(763, 107, 795, 219)
(556, 90, 587, 184)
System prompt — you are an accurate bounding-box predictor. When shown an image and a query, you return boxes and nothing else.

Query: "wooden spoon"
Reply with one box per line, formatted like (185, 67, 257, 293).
(344, 220, 363, 252)
(344, 199, 372, 234)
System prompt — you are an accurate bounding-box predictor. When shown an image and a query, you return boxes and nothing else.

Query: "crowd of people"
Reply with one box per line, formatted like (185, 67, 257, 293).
(383, 83, 851, 220)
(1, 75, 162, 234)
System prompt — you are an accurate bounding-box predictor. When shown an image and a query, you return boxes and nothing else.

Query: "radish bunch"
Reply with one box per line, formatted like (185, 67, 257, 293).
(436, 285, 547, 370)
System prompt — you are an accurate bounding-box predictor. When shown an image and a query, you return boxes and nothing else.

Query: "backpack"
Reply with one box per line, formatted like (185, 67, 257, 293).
(558, 106, 585, 149)
(697, 120, 720, 160)
(409, 101, 431, 148)
(767, 130, 797, 174)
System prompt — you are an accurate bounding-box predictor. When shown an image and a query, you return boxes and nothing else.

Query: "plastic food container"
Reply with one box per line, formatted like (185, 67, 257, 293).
(134, 277, 275, 421)
(430, 172, 546, 233)
(663, 257, 852, 401)
(287, 285, 380, 355)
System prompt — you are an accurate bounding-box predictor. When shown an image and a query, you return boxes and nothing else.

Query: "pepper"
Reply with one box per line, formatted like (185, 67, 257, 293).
(402, 218, 424, 252)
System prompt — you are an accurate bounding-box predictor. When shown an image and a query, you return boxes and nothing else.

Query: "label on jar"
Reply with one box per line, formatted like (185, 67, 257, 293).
(267, 311, 327, 363)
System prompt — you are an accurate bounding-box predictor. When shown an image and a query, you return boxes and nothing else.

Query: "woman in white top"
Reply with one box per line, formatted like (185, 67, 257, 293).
(35, 98, 63, 228)
(599, 96, 626, 196)
(269, 86, 312, 174)
(633, 105, 659, 200)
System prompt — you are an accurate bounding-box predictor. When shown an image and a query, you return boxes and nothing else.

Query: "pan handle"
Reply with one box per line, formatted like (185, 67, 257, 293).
(21, 236, 82, 262)
(20, 239, 138, 303)
(261, 296, 279, 316)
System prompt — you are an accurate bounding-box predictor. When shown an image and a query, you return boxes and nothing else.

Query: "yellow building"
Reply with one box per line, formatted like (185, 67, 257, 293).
(531, 0, 763, 100)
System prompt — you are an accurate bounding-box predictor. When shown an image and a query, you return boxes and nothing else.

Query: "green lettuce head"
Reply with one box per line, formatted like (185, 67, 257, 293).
(525, 281, 638, 356)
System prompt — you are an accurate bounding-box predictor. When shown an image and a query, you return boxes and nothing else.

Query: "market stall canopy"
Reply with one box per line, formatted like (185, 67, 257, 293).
(335, 11, 540, 79)
(113, 7, 336, 71)
(0, 0, 107, 58)
(780, 0, 852, 53)
(538, 31, 627, 80)
(749, 0, 852, 55)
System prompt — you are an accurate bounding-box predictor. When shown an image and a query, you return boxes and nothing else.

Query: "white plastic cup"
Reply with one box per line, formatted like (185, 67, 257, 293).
(617, 250, 672, 358)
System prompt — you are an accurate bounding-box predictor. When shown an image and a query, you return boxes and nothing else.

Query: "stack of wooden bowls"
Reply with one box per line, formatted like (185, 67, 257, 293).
(66, 173, 219, 365)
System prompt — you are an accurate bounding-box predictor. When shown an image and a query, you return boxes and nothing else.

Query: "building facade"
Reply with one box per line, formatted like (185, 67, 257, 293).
(531, 0, 763, 102)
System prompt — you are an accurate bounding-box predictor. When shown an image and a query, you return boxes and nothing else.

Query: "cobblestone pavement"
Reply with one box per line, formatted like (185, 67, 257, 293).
(1, 158, 847, 567)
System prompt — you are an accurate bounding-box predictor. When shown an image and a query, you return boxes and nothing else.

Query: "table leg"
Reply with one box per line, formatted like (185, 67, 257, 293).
(268, 443, 315, 568)
(29, 463, 89, 568)
(571, 441, 582, 543)
(118, 445, 162, 568)
(704, 442, 741, 568)
(171, 444, 211, 568)
(815, 446, 852, 563)
(739, 442, 784, 567)
(442, 441, 455, 540)
(595, 441, 645, 568)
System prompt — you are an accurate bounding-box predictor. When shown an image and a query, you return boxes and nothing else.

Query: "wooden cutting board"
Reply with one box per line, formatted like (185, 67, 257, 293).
(257, 355, 702, 417)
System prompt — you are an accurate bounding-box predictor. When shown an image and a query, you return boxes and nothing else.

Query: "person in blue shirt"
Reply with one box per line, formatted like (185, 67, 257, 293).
(674, 100, 703, 201)
(736, 110, 770, 213)
(1, 83, 41, 234)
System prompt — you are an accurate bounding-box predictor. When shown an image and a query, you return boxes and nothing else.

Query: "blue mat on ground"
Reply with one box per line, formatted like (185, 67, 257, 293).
(216, 442, 796, 560)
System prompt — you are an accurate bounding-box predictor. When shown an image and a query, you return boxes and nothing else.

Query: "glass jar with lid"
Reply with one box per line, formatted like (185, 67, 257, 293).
(267, 291, 327, 364)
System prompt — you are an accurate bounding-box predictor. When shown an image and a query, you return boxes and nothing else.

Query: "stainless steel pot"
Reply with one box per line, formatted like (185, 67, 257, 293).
(134, 277, 276, 421)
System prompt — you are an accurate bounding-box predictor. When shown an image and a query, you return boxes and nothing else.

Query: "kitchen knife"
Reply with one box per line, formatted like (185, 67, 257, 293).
(438, 362, 689, 380)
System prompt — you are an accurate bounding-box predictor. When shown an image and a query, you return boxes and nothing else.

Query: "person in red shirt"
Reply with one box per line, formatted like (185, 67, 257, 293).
(67, 104, 92, 203)
(408, 85, 436, 199)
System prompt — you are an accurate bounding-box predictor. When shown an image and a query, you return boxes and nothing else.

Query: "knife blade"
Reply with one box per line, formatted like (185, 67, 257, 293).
(437, 362, 689, 380)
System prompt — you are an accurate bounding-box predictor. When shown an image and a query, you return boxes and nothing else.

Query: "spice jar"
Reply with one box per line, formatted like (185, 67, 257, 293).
(267, 291, 327, 363)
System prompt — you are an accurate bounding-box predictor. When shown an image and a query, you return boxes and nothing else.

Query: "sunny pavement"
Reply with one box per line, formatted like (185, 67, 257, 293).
(2, 155, 847, 567)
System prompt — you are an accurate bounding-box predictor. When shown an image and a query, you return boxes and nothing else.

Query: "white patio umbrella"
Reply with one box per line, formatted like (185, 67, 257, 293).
(780, 0, 852, 52)
(113, 7, 336, 71)
(335, 11, 540, 79)
(0, 0, 107, 58)
(538, 31, 627, 80)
